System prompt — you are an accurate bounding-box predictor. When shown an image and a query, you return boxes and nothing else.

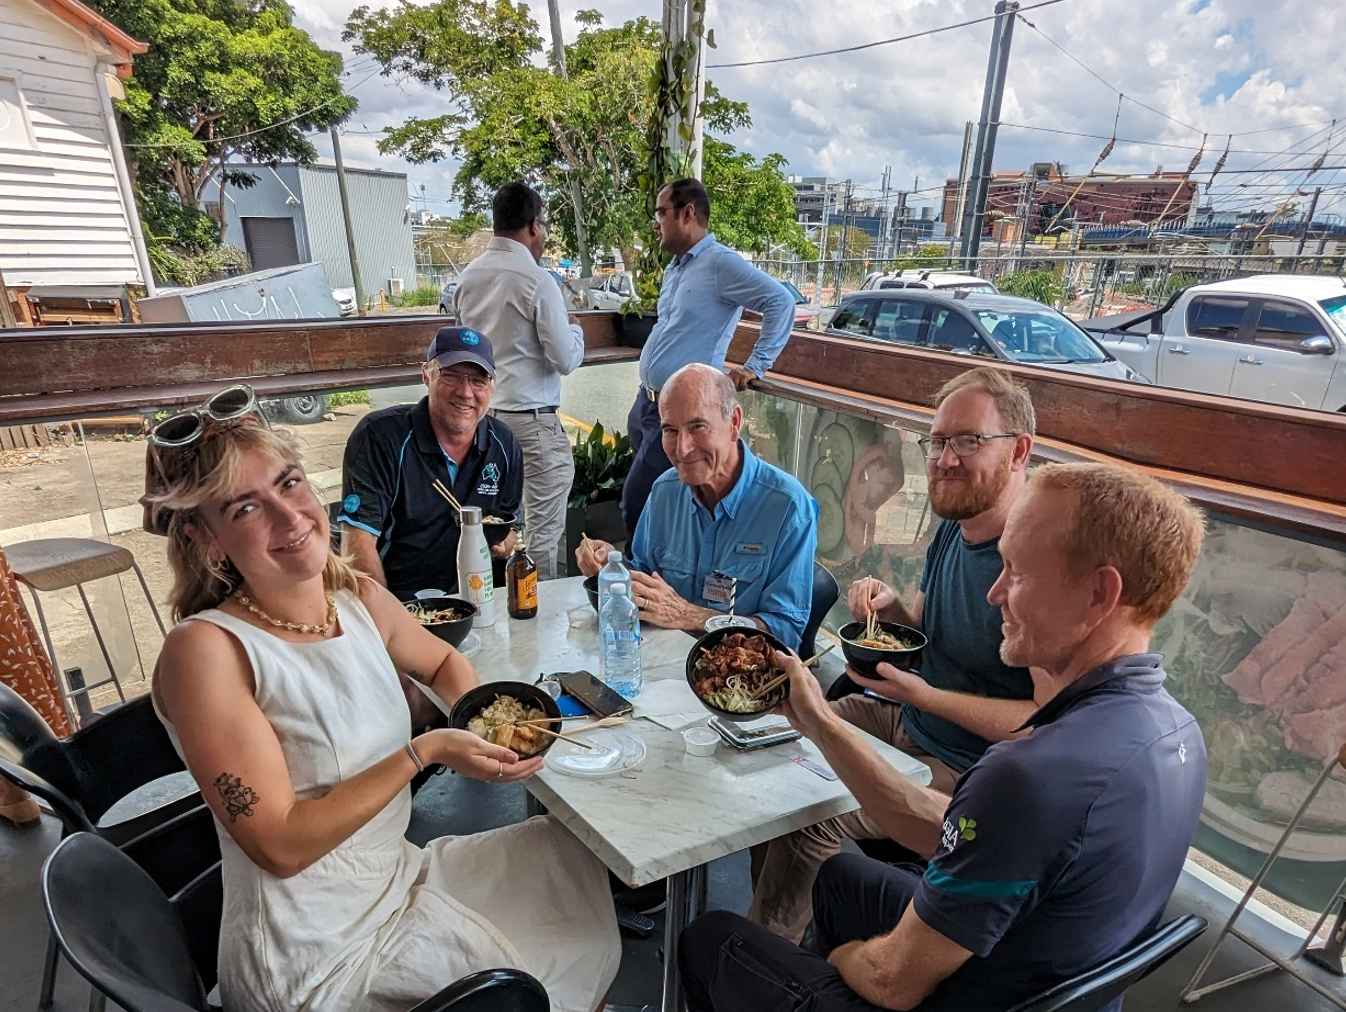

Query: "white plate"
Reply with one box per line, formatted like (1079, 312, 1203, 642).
(545, 727, 648, 778)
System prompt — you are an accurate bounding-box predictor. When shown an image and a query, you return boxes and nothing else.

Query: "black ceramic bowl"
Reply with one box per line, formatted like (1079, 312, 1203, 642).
(584, 574, 600, 611)
(838, 620, 927, 678)
(481, 511, 518, 541)
(448, 680, 564, 759)
(686, 625, 793, 724)
(403, 596, 477, 649)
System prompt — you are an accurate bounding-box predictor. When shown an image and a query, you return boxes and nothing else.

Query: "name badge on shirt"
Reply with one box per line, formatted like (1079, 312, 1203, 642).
(703, 571, 736, 605)
(737, 543, 763, 555)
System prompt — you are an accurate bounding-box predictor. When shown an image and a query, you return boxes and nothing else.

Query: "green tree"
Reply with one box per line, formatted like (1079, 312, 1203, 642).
(345, 4, 800, 275)
(703, 138, 811, 257)
(820, 225, 871, 260)
(998, 268, 1065, 305)
(89, 0, 356, 249)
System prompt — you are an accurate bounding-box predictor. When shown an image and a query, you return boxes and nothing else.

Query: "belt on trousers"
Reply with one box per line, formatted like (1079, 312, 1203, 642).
(492, 406, 558, 416)
(641, 385, 659, 403)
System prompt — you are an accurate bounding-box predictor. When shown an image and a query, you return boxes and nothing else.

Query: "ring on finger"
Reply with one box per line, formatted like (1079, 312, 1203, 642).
(497, 759, 504, 778)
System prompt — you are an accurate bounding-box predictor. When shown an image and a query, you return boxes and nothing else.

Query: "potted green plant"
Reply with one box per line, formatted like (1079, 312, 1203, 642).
(616, 273, 660, 348)
(566, 422, 633, 558)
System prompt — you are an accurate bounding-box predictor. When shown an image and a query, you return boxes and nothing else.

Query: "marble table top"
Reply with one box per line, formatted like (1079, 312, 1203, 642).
(461, 576, 933, 887)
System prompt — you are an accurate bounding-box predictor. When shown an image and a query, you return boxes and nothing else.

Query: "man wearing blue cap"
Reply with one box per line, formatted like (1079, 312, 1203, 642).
(338, 327, 523, 604)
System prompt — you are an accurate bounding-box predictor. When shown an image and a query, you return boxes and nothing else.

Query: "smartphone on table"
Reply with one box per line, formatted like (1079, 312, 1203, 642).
(554, 670, 635, 718)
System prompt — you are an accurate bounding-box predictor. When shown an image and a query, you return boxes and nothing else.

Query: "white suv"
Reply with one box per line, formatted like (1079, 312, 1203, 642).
(860, 269, 997, 294)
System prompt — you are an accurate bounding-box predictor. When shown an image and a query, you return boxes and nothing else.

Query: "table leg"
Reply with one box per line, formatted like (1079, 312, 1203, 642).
(662, 869, 689, 1011)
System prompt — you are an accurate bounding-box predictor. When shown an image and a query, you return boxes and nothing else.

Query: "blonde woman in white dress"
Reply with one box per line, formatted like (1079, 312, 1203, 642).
(143, 385, 620, 1012)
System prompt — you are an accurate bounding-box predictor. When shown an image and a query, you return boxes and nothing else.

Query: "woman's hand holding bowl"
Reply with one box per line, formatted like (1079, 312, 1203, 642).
(418, 728, 544, 782)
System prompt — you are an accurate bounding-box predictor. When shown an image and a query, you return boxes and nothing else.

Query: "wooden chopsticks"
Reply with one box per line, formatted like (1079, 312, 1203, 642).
(751, 643, 836, 700)
(431, 479, 462, 517)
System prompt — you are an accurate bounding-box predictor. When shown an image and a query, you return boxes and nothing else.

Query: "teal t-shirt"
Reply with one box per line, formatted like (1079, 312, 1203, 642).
(901, 519, 1034, 772)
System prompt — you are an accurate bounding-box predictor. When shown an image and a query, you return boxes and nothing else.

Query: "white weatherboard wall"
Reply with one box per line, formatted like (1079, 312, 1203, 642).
(0, 0, 141, 287)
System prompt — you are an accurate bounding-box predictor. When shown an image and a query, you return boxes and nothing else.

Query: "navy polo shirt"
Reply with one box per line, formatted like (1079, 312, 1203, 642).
(912, 654, 1206, 1012)
(338, 397, 522, 601)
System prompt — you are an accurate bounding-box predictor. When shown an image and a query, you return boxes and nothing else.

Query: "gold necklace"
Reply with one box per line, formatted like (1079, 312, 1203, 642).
(234, 591, 337, 637)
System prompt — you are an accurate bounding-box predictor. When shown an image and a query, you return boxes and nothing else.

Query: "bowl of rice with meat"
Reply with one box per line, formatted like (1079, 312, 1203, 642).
(837, 618, 926, 678)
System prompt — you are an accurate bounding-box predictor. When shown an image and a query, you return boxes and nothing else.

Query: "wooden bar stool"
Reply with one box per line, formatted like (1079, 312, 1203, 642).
(5, 538, 167, 722)
(1181, 742, 1346, 1009)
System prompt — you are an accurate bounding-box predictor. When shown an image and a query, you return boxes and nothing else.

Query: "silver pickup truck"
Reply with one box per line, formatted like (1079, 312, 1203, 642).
(1081, 275, 1346, 412)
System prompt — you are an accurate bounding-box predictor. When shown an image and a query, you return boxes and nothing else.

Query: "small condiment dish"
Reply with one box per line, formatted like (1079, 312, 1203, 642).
(682, 726, 720, 757)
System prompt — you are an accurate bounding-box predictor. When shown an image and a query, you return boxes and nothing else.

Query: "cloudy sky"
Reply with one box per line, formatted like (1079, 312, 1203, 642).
(290, 0, 1346, 222)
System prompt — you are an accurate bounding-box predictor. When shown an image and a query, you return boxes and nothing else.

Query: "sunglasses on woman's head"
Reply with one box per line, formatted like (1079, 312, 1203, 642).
(150, 385, 262, 447)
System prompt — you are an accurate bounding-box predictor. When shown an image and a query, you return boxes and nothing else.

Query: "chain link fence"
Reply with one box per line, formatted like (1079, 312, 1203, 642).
(749, 250, 1346, 323)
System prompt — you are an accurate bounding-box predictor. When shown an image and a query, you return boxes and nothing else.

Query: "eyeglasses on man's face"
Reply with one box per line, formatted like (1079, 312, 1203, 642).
(434, 367, 492, 392)
(917, 432, 1018, 459)
(653, 203, 685, 225)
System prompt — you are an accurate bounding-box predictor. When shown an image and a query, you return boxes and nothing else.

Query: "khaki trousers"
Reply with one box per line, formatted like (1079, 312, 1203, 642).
(746, 694, 959, 943)
(491, 411, 573, 579)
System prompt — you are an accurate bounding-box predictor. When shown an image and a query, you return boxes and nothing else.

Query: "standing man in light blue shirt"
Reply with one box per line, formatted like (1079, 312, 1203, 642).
(579, 364, 817, 649)
(621, 178, 797, 537)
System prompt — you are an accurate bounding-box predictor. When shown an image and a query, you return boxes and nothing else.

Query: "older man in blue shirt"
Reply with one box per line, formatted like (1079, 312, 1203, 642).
(578, 363, 817, 649)
(620, 178, 796, 536)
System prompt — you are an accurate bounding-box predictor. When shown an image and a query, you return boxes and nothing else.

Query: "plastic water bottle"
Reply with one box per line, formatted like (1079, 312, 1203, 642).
(456, 506, 495, 627)
(599, 583, 642, 698)
(597, 550, 628, 615)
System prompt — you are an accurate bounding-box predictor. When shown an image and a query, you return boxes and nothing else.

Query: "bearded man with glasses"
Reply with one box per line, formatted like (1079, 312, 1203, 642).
(747, 366, 1039, 944)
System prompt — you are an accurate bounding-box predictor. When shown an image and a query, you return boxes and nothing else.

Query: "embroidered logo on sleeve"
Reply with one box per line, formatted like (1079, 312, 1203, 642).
(343, 493, 361, 514)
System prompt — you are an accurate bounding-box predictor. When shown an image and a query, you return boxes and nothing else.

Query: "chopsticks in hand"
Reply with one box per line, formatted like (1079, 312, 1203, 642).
(751, 643, 836, 700)
(864, 579, 879, 642)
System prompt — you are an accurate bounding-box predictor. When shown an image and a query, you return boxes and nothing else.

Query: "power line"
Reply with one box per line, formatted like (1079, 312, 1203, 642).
(707, 0, 1073, 69)
(1014, 14, 1205, 136)
(1000, 121, 1338, 156)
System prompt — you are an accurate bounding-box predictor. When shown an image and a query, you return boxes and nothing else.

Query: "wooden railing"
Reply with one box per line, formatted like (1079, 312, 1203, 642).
(2, 313, 1343, 542)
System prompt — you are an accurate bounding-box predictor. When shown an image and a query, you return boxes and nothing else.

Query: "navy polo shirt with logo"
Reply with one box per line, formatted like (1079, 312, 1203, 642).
(338, 397, 522, 601)
(912, 654, 1206, 1012)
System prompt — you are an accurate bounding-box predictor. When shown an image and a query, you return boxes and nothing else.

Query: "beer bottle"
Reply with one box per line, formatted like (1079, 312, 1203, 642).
(506, 541, 538, 619)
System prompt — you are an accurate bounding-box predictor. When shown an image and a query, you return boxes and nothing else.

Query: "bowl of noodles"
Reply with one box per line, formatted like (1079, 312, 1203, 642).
(448, 681, 563, 759)
(481, 511, 518, 541)
(403, 596, 477, 649)
(838, 619, 926, 678)
(686, 626, 793, 724)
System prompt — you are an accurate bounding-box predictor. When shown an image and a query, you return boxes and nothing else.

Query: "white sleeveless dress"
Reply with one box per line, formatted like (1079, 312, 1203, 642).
(156, 589, 620, 1012)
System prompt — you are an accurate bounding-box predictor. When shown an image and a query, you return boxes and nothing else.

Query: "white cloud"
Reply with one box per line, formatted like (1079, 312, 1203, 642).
(286, 0, 1346, 219)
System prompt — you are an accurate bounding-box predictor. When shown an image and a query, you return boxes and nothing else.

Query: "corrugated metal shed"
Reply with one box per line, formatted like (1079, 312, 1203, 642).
(215, 162, 416, 294)
(0, 0, 142, 287)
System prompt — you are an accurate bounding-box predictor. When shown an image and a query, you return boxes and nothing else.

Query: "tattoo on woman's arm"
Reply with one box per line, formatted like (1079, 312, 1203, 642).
(405, 668, 433, 685)
(214, 773, 260, 822)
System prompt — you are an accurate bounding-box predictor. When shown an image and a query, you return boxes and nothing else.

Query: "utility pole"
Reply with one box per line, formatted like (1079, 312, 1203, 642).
(879, 165, 892, 261)
(330, 127, 366, 316)
(546, 0, 592, 278)
(1295, 186, 1322, 258)
(1017, 172, 1038, 267)
(813, 182, 831, 308)
(949, 120, 974, 256)
(894, 191, 909, 261)
(960, 0, 1019, 268)
(834, 179, 853, 302)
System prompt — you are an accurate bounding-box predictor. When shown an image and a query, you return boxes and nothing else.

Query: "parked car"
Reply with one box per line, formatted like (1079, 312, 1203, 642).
(332, 287, 356, 317)
(438, 279, 458, 313)
(742, 279, 820, 330)
(860, 269, 998, 294)
(587, 272, 633, 311)
(826, 289, 1145, 382)
(548, 268, 583, 309)
(1082, 275, 1346, 411)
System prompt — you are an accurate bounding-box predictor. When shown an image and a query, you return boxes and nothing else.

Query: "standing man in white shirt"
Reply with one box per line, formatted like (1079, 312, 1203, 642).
(455, 182, 585, 578)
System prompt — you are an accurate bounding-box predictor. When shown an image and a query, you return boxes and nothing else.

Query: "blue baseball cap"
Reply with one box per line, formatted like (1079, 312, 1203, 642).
(427, 326, 495, 377)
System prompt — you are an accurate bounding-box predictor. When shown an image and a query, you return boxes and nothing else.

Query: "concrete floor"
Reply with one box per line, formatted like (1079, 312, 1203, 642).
(5, 767, 1345, 1012)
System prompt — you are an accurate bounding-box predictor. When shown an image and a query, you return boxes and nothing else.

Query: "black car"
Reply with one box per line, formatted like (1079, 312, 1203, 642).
(825, 289, 1145, 382)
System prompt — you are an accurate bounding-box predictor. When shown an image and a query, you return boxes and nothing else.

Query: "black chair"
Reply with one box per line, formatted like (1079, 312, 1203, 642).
(0, 683, 201, 1009)
(0, 685, 197, 845)
(1003, 914, 1207, 1012)
(43, 833, 550, 1012)
(800, 561, 839, 659)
